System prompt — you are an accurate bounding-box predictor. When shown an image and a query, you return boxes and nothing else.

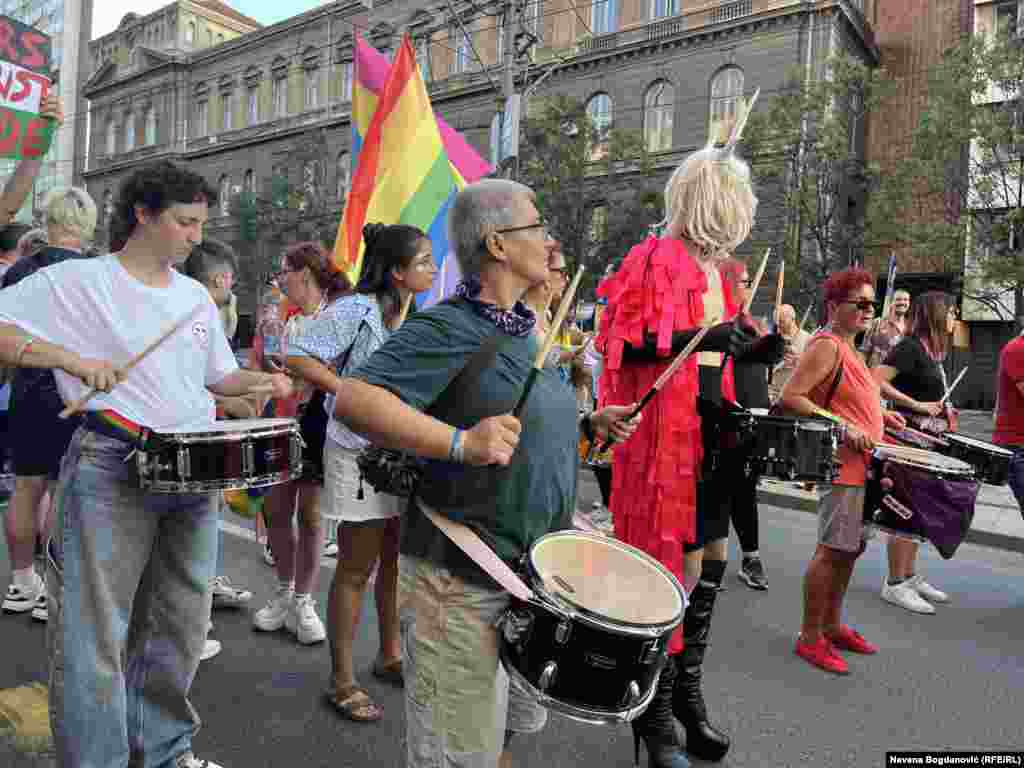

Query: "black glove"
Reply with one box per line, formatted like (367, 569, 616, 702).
(742, 333, 786, 365)
(728, 317, 760, 360)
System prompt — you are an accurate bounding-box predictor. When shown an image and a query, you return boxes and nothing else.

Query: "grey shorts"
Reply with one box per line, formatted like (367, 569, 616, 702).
(818, 485, 874, 553)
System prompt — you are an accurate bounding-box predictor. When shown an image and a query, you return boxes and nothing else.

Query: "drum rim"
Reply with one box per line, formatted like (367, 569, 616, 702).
(153, 419, 300, 444)
(884, 426, 950, 446)
(872, 445, 974, 476)
(137, 466, 302, 493)
(528, 531, 686, 634)
(944, 432, 1013, 456)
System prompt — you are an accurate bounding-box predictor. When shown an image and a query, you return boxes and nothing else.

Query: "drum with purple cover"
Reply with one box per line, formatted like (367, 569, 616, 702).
(864, 445, 979, 559)
(943, 433, 1012, 486)
(884, 426, 950, 453)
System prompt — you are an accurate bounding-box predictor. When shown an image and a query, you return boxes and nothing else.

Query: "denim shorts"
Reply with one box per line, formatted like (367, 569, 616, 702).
(818, 485, 873, 553)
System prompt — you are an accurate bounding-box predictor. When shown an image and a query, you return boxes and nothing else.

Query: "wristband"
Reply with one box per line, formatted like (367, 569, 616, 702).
(14, 336, 34, 366)
(449, 428, 465, 463)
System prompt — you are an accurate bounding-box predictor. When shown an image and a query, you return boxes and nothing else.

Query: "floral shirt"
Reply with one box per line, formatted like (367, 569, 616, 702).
(289, 294, 390, 450)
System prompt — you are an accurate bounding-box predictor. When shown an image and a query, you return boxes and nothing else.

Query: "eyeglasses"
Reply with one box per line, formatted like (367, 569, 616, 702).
(491, 218, 550, 240)
(839, 299, 878, 313)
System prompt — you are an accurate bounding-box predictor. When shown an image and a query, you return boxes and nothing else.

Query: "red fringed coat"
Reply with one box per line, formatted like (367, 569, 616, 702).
(596, 237, 738, 652)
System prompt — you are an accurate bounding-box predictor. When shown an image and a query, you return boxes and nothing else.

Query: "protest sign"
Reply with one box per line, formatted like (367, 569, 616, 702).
(0, 15, 54, 160)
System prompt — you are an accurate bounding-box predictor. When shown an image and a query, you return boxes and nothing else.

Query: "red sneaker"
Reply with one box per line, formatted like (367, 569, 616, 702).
(795, 635, 849, 675)
(827, 625, 878, 655)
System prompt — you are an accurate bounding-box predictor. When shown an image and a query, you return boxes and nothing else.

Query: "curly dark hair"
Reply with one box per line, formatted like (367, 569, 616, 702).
(114, 161, 217, 241)
(0, 224, 32, 254)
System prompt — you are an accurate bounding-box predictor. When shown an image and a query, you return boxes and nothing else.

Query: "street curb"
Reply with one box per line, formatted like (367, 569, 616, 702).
(757, 488, 1024, 555)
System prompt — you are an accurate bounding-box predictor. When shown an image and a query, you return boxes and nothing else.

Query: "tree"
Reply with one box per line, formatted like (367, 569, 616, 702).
(518, 94, 657, 297)
(743, 53, 895, 313)
(880, 34, 1024, 322)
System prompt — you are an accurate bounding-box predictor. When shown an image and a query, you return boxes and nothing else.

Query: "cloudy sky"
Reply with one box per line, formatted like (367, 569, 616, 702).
(92, 0, 332, 41)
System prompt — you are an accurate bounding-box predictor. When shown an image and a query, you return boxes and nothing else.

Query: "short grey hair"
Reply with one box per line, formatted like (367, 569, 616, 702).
(17, 228, 47, 256)
(44, 187, 97, 242)
(449, 179, 533, 278)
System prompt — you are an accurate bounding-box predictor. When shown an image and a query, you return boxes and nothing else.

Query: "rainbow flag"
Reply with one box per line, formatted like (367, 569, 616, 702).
(340, 35, 491, 298)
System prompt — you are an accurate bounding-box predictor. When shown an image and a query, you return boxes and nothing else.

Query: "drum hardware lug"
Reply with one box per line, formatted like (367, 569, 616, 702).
(243, 442, 255, 476)
(177, 447, 191, 480)
(554, 620, 572, 646)
(538, 661, 558, 693)
(290, 435, 302, 467)
(621, 681, 641, 708)
(638, 639, 661, 665)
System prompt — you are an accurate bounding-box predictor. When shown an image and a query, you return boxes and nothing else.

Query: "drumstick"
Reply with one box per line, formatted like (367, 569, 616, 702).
(742, 247, 772, 314)
(599, 322, 715, 451)
(513, 266, 585, 417)
(940, 366, 967, 406)
(798, 304, 813, 333)
(59, 304, 205, 419)
(398, 293, 414, 327)
(774, 260, 785, 320)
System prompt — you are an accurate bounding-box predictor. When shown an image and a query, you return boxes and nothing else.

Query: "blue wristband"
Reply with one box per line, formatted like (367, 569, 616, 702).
(449, 428, 464, 463)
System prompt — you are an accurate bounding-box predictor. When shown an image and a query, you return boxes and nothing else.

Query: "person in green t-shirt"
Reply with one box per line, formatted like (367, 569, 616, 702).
(334, 179, 639, 768)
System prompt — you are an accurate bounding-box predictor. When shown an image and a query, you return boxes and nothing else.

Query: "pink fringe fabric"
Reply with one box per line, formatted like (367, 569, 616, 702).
(597, 237, 737, 653)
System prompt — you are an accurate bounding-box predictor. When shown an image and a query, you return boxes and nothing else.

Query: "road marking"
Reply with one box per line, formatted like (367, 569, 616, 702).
(0, 682, 52, 754)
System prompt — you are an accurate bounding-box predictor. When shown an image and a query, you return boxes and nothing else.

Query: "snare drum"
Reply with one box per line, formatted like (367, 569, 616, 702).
(864, 445, 979, 559)
(884, 426, 950, 453)
(943, 433, 1012, 486)
(501, 531, 686, 725)
(721, 408, 840, 482)
(136, 418, 303, 493)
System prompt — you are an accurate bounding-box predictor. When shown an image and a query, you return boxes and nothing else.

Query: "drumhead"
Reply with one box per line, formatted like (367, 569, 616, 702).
(946, 433, 1013, 457)
(873, 444, 973, 475)
(529, 532, 684, 628)
(162, 418, 298, 436)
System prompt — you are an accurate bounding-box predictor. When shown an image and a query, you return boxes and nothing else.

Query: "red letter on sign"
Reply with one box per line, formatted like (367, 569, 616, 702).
(22, 117, 46, 158)
(20, 32, 48, 70)
(0, 22, 18, 63)
(0, 110, 21, 155)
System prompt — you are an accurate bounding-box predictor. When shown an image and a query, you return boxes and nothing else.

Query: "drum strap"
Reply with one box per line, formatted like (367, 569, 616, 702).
(81, 410, 167, 452)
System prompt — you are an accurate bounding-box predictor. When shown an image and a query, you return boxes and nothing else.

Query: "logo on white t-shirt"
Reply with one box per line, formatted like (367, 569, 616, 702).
(191, 321, 209, 349)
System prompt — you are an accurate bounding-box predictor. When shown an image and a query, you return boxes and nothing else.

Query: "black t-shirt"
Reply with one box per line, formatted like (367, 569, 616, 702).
(884, 336, 945, 403)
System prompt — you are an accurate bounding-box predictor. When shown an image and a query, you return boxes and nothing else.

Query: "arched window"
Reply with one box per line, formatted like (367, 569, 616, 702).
(337, 152, 350, 201)
(124, 112, 135, 150)
(709, 68, 744, 143)
(144, 106, 156, 145)
(219, 175, 230, 216)
(106, 120, 117, 155)
(586, 93, 613, 139)
(128, 47, 137, 67)
(217, 33, 224, 44)
(186, 21, 195, 44)
(244, 169, 255, 195)
(644, 80, 674, 152)
(102, 190, 113, 224)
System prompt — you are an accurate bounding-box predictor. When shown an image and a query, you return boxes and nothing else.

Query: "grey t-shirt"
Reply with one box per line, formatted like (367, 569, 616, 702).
(353, 299, 579, 585)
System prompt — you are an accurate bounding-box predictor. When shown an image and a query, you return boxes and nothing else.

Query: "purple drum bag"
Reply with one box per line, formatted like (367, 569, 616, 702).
(867, 459, 979, 560)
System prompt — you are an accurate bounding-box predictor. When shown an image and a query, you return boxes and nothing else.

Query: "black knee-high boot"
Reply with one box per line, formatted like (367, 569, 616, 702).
(674, 558, 730, 761)
(631, 656, 690, 767)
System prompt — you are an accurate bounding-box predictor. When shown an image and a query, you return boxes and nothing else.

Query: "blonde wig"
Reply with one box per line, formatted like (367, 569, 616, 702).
(662, 87, 760, 261)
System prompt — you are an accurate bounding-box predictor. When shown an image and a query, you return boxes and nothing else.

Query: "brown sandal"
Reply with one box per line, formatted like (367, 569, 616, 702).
(371, 659, 404, 687)
(325, 685, 383, 722)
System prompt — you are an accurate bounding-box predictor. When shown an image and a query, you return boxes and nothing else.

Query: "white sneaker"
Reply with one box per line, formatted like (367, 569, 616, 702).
(175, 752, 224, 768)
(200, 638, 222, 661)
(262, 542, 275, 567)
(2, 572, 44, 614)
(285, 594, 326, 645)
(323, 540, 339, 558)
(881, 580, 935, 614)
(211, 576, 253, 609)
(30, 588, 47, 622)
(908, 574, 949, 604)
(253, 588, 293, 631)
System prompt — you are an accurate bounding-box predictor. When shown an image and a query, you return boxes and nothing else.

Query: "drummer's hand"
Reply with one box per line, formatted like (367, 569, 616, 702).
(883, 410, 907, 430)
(463, 413, 521, 466)
(265, 373, 293, 400)
(216, 395, 258, 420)
(844, 425, 874, 453)
(916, 400, 944, 417)
(946, 405, 959, 431)
(67, 355, 124, 392)
(591, 404, 641, 444)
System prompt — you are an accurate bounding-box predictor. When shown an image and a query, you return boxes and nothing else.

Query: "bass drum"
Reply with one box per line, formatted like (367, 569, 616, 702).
(501, 531, 685, 725)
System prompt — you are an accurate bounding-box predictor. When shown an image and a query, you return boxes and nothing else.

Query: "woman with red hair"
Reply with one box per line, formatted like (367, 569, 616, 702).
(780, 268, 907, 675)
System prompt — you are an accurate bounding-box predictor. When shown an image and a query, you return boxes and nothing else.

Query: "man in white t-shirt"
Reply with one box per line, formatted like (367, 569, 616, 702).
(0, 161, 292, 768)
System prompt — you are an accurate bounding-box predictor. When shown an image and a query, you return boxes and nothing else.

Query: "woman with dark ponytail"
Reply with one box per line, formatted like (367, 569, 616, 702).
(284, 222, 437, 723)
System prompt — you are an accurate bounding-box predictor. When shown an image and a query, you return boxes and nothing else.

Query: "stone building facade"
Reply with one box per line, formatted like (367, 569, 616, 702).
(79, 0, 878, 339)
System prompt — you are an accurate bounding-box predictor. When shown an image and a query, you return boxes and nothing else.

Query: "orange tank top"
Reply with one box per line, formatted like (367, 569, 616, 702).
(807, 332, 883, 487)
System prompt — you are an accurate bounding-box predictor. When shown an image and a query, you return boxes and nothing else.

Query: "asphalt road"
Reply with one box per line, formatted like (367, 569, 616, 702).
(2, 498, 1022, 768)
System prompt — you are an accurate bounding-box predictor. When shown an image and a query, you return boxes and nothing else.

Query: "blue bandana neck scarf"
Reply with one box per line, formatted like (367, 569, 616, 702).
(455, 277, 536, 338)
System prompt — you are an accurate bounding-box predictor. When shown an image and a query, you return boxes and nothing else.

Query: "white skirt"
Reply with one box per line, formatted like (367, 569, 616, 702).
(322, 439, 402, 522)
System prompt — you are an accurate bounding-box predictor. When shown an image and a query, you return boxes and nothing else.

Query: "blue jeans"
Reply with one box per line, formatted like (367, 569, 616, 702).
(47, 428, 219, 768)
(1007, 446, 1024, 516)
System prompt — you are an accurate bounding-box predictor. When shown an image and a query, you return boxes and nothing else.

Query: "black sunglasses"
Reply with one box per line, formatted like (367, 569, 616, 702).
(839, 299, 878, 312)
